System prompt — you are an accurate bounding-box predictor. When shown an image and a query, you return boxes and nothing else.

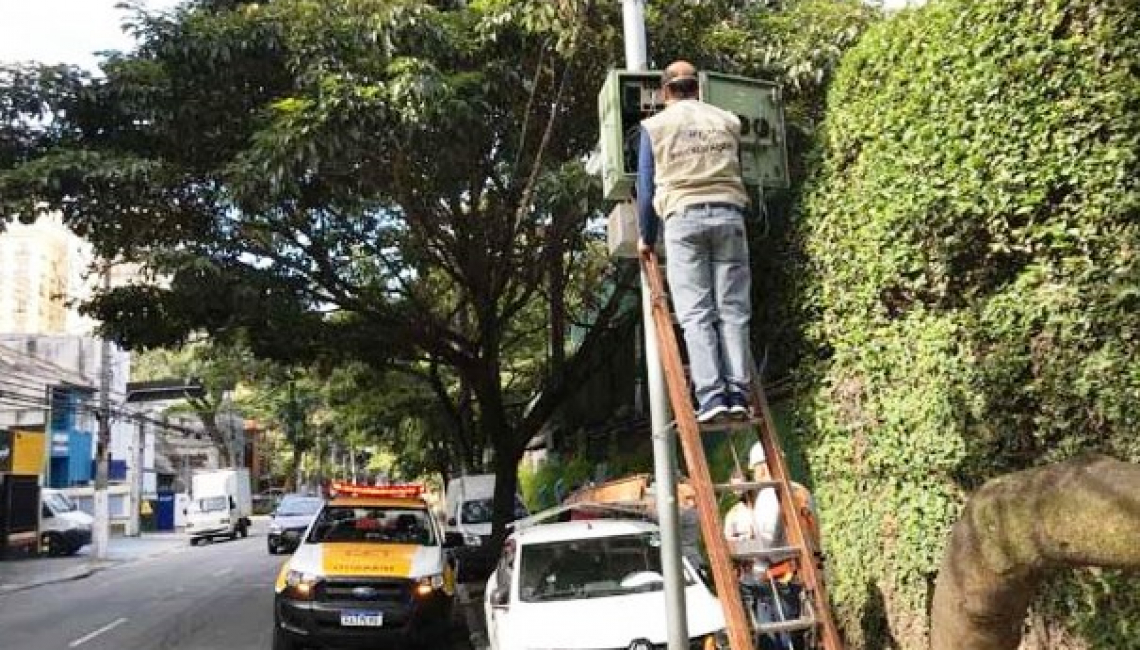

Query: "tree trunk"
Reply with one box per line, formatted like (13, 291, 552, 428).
(197, 409, 234, 467)
(290, 445, 303, 491)
(931, 455, 1140, 650)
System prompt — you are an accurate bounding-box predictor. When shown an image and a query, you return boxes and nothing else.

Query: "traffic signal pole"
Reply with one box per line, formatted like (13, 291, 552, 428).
(620, 2, 690, 649)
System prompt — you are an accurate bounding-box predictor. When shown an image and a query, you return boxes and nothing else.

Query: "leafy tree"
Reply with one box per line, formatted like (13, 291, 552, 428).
(0, 0, 634, 540)
(133, 341, 261, 465)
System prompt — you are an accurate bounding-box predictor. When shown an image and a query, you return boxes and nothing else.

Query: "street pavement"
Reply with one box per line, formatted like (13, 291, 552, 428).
(0, 519, 484, 650)
(0, 532, 188, 595)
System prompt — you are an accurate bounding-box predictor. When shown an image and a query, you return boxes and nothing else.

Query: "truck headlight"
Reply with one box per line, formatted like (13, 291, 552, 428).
(285, 570, 321, 599)
(414, 573, 445, 597)
(463, 533, 482, 546)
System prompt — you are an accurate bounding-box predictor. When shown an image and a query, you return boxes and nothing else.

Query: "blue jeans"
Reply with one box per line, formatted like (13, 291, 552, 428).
(664, 204, 752, 407)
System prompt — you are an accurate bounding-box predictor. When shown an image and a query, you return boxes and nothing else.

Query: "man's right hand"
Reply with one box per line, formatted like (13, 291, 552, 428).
(638, 240, 654, 256)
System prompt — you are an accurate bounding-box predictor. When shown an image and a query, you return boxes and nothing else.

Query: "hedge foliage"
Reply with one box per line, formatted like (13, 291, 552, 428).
(797, 0, 1140, 647)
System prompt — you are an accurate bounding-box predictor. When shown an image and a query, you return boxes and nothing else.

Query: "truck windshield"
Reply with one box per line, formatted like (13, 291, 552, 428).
(196, 496, 229, 513)
(45, 493, 76, 514)
(308, 506, 437, 546)
(518, 532, 690, 602)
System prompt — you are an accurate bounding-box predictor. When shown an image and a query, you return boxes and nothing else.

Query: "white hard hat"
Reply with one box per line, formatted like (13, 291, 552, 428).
(748, 442, 766, 469)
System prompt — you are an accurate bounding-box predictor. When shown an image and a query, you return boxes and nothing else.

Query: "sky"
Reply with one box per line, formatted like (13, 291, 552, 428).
(0, 0, 183, 70)
(0, 0, 919, 71)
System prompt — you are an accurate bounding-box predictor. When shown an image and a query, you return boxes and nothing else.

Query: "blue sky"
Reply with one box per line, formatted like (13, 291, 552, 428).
(0, 0, 183, 70)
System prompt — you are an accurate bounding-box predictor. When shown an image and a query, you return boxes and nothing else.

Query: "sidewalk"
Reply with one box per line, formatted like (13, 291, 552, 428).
(0, 531, 187, 595)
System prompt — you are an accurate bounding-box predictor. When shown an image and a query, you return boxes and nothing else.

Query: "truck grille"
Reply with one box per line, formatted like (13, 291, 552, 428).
(317, 578, 410, 604)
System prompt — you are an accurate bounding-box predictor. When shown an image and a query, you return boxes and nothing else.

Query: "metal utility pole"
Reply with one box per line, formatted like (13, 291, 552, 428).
(92, 265, 113, 559)
(621, 2, 689, 648)
(128, 417, 145, 537)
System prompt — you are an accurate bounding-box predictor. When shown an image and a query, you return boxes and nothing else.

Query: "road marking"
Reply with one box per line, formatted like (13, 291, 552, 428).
(212, 568, 234, 577)
(69, 617, 128, 647)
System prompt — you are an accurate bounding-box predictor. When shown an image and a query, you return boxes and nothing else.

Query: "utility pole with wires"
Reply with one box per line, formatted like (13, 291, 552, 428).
(92, 263, 114, 560)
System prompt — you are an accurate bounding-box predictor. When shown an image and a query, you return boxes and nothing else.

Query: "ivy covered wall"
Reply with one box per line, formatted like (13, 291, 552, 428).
(797, 0, 1140, 647)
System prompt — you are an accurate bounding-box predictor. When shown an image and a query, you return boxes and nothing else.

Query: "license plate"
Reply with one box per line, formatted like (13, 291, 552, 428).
(340, 610, 384, 627)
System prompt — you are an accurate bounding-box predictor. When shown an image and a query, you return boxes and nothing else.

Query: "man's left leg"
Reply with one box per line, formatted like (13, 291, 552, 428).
(710, 208, 753, 412)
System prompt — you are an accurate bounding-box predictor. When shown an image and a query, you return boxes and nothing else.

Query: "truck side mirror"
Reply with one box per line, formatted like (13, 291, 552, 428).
(490, 586, 509, 608)
(447, 517, 457, 527)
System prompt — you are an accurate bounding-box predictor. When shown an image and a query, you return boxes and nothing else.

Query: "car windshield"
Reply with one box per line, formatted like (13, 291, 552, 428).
(461, 497, 528, 525)
(276, 497, 323, 517)
(518, 532, 690, 602)
(196, 496, 228, 512)
(308, 506, 437, 545)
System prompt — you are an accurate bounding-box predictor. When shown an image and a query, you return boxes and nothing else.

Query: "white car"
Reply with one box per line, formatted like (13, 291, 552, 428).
(484, 517, 727, 650)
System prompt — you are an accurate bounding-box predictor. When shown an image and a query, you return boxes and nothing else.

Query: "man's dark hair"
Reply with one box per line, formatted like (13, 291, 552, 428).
(662, 71, 699, 98)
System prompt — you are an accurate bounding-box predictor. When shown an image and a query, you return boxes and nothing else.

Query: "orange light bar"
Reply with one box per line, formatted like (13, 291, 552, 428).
(330, 482, 424, 498)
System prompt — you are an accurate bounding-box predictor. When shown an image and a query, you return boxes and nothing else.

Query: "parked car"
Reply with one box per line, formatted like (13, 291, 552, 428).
(484, 516, 727, 650)
(444, 475, 528, 581)
(268, 494, 324, 555)
(40, 489, 92, 557)
(272, 483, 461, 650)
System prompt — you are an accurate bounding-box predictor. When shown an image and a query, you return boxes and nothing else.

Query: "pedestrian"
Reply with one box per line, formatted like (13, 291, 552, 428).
(637, 59, 753, 423)
(723, 468, 792, 650)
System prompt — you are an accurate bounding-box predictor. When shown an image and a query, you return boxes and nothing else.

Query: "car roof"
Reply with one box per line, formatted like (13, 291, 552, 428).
(512, 518, 659, 545)
(326, 496, 428, 509)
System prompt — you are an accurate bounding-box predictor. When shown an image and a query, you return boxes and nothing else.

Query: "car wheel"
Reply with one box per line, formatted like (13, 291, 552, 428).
(42, 532, 67, 557)
(268, 542, 278, 555)
(189, 537, 199, 547)
(230, 528, 239, 541)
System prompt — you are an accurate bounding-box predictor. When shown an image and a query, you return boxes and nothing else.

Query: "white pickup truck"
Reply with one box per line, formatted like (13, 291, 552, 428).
(485, 517, 727, 650)
(186, 468, 253, 545)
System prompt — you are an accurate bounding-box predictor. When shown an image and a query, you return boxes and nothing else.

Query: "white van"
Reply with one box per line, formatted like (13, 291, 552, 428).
(444, 475, 528, 581)
(40, 489, 93, 556)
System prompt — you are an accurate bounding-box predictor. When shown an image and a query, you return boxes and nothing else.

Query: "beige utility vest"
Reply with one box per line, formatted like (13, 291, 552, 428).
(642, 99, 749, 220)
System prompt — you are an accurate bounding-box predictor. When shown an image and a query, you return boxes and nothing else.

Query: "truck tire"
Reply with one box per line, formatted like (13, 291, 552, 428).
(239, 522, 249, 538)
(42, 532, 67, 557)
(230, 527, 239, 541)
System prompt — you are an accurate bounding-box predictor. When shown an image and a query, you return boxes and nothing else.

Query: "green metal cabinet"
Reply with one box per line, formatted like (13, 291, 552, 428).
(597, 69, 790, 202)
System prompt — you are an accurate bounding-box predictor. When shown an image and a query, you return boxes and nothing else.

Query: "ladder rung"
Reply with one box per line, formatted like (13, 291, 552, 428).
(755, 616, 818, 634)
(698, 416, 760, 432)
(715, 480, 782, 493)
(729, 541, 802, 561)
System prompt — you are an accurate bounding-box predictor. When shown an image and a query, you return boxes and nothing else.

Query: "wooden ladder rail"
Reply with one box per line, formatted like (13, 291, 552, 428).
(641, 252, 755, 650)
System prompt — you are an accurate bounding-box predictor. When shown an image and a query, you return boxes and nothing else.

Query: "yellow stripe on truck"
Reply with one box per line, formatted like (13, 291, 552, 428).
(321, 544, 416, 577)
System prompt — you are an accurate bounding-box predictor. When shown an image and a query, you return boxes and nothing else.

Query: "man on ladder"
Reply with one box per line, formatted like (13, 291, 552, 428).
(636, 59, 754, 423)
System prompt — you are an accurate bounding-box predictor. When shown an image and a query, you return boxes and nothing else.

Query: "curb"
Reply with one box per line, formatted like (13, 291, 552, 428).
(0, 560, 116, 597)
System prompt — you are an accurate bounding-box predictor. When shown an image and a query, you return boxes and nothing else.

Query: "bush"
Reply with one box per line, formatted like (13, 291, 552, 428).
(798, 0, 1140, 647)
